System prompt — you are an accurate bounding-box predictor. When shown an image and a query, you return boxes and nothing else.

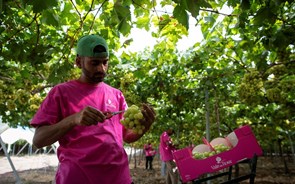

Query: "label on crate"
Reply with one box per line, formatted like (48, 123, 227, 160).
(211, 156, 233, 170)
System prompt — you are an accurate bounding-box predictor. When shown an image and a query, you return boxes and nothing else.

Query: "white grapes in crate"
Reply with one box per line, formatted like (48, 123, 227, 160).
(210, 137, 232, 153)
(192, 144, 214, 159)
(192, 137, 234, 159)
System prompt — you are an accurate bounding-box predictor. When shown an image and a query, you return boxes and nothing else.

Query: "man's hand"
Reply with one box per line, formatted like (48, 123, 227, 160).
(33, 106, 107, 149)
(74, 106, 106, 126)
(140, 103, 156, 133)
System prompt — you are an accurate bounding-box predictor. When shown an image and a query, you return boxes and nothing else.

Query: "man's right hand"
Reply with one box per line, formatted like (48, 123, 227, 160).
(74, 106, 106, 126)
(33, 106, 106, 148)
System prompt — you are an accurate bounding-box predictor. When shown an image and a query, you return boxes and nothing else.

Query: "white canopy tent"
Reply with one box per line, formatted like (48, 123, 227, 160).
(0, 124, 58, 156)
(1, 126, 34, 155)
(0, 120, 22, 184)
(0, 119, 58, 184)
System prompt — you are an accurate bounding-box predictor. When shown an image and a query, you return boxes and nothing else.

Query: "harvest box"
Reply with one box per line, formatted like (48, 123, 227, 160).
(172, 125, 263, 183)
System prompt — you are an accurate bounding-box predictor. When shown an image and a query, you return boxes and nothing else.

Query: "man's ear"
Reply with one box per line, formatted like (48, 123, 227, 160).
(75, 55, 82, 68)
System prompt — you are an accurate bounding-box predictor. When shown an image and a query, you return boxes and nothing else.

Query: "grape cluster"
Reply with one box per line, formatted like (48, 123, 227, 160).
(120, 105, 145, 134)
(192, 143, 231, 160)
(213, 144, 230, 154)
(237, 69, 265, 105)
(193, 151, 215, 159)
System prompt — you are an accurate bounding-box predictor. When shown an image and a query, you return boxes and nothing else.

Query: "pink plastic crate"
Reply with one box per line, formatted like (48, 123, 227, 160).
(172, 125, 263, 183)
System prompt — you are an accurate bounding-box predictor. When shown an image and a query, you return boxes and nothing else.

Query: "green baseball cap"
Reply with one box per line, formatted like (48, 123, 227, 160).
(76, 35, 109, 58)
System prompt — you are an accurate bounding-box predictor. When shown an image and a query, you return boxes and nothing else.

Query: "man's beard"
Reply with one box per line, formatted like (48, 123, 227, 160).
(82, 68, 106, 83)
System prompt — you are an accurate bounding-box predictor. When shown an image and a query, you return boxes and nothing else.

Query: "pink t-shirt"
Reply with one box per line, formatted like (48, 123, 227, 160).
(144, 144, 156, 156)
(159, 131, 176, 161)
(30, 80, 132, 184)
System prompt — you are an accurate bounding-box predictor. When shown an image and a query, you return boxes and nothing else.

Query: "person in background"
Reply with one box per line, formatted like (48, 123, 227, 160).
(30, 34, 156, 184)
(144, 142, 156, 170)
(159, 128, 179, 184)
(160, 154, 167, 177)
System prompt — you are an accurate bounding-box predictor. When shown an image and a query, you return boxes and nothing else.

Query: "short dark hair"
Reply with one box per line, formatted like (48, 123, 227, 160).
(167, 128, 174, 134)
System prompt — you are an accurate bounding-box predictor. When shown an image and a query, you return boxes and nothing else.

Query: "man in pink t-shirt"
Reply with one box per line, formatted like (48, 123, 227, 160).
(159, 128, 178, 184)
(30, 34, 156, 184)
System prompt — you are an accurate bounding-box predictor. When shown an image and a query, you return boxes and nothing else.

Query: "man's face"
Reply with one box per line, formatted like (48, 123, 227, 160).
(78, 56, 109, 84)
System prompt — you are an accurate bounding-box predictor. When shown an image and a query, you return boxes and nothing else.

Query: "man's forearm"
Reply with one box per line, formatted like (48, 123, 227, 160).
(33, 116, 76, 148)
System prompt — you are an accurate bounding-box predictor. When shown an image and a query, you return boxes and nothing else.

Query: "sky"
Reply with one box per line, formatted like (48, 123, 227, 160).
(120, 4, 232, 53)
(120, 5, 203, 53)
(124, 18, 203, 52)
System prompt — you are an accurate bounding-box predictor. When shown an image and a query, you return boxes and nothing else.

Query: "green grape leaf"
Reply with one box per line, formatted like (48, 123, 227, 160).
(27, 0, 59, 13)
(114, 2, 131, 21)
(253, 7, 276, 25)
(241, 0, 251, 10)
(41, 10, 59, 27)
(118, 20, 132, 36)
(173, 5, 189, 30)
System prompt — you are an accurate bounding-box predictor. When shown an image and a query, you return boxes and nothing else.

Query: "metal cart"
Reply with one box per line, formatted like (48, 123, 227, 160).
(173, 125, 263, 184)
(190, 154, 258, 184)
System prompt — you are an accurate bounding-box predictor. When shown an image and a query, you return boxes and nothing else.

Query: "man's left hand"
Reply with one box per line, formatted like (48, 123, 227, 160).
(140, 103, 156, 133)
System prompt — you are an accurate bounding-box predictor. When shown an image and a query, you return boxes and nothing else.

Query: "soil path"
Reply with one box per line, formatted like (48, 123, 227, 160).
(0, 155, 294, 184)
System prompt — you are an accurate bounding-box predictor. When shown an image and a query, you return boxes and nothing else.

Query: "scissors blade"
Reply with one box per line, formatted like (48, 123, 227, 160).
(111, 110, 126, 115)
(104, 110, 126, 119)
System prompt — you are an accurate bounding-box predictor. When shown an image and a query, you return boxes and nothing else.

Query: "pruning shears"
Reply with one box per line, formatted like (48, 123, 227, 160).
(104, 110, 126, 119)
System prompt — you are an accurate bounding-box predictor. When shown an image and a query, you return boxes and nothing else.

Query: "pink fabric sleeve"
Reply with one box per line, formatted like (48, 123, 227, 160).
(30, 87, 62, 127)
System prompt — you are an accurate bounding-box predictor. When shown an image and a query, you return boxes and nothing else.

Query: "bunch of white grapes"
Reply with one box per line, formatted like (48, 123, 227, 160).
(193, 151, 215, 159)
(192, 144, 231, 160)
(120, 105, 145, 134)
(213, 144, 230, 154)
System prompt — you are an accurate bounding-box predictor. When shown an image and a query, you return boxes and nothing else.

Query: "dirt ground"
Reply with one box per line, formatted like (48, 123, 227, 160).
(0, 155, 294, 184)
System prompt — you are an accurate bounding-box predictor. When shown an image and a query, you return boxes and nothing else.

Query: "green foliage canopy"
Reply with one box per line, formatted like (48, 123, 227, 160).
(0, 0, 294, 151)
